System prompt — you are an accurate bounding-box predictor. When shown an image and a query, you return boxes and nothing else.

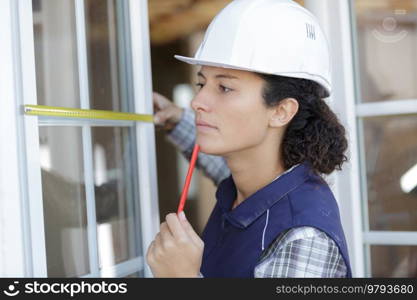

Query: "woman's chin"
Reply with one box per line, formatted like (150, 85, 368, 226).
(196, 138, 222, 155)
(197, 144, 217, 155)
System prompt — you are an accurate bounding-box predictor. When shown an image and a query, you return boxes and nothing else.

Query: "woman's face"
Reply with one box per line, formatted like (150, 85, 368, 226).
(191, 66, 275, 156)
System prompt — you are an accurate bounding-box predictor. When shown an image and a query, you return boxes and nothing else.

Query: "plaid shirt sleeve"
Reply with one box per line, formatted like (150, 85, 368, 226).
(254, 226, 348, 278)
(165, 107, 230, 186)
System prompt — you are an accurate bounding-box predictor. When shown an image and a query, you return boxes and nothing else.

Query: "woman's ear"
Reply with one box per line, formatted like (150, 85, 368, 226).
(269, 98, 299, 128)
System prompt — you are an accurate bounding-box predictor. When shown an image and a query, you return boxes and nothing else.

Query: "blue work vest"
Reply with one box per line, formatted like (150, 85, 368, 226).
(200, 161, 352, 278)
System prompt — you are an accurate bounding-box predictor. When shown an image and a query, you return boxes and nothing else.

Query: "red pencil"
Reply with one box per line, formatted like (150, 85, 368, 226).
(177, 143, 200, 214)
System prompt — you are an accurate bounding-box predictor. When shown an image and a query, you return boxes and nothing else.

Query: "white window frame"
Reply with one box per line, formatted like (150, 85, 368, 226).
(1, 0, 30, 277)
(348, 0, 417, 277)
(0, 0, 159, 278)
(306, 0, 417, 277)
(304, 0, 365, 277)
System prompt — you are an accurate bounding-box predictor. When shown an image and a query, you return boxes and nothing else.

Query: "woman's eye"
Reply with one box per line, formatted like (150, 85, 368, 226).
(195, 83, 232, 93)
(219, 85, 232, 93)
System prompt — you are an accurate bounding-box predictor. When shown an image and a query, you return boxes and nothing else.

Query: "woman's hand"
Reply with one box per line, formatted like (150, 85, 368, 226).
(153, 92, 184, 131)
(146, 212, 204, 277)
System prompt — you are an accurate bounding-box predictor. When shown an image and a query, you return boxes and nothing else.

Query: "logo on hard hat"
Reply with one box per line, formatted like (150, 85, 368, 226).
(306, 23, 316, 40)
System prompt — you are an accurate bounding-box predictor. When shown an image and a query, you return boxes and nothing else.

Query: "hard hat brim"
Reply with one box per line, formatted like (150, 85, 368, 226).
(174, 55, 257, 73)
(174, 55, 331, 98)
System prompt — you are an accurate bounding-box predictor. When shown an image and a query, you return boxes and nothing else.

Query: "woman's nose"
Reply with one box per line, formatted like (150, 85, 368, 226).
(191, 93, 211, 113)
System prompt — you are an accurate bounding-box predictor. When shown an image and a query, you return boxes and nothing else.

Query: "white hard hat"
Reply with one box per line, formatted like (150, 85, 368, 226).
(175, 0, 332, 97)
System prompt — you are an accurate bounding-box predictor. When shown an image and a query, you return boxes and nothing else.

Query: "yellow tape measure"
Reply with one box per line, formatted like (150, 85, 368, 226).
(24, 105, 153, 123)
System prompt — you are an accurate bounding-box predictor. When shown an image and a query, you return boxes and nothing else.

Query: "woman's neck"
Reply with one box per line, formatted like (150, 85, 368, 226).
(224, 142, 285, 209)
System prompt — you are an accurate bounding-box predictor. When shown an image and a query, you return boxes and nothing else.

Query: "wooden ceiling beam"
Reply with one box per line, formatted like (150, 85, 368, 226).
(150, 0, 231, 45)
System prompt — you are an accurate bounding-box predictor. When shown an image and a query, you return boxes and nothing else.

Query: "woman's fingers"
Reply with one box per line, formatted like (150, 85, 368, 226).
(155, 106, 181, 126)
(165, 213, 188, 242)
(152, 213, 204, 258)
(153, 92, 170, 110)
(152, 91, 184, 129)
(160, 221, 175, 245)
(154, 232, 162, 248)
(146, 240, 154, 256)
(152, 92, 163, 109)
(146, 240, 156, 265)
(164, 213, 203, 248)
(178, 212, 204, 248)
(153, 92, 168, 125)
(147, 213, 204, 277)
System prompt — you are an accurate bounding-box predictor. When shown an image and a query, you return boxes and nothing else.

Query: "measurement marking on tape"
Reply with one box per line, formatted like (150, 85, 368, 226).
(24, 105, 153, 122)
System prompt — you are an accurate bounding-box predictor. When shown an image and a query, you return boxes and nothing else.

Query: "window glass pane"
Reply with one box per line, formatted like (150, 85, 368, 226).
(33, 0, 132, 111)
(33, 0, 80, 107)
(40, 126, 89, 277)
(125, 271, 143, 278)
(84, 0, 131, 111)
(370, 245, 417, 277)
(362, 115, 417, 231)
(354, 0, 417, 102)
(32, 0, 142, 278)
(92, 127, 142, 268)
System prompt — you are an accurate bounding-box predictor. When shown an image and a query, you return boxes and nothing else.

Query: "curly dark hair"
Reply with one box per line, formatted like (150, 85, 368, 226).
(257, 73, 348, 179)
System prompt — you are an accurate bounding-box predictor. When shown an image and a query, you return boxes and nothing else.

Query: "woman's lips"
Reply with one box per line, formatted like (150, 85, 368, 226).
(196, 121, 218, 132)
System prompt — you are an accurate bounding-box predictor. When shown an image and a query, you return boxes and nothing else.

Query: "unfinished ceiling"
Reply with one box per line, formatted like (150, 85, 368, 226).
(148, 0, 304, 45)
(148, 0, 415, 45)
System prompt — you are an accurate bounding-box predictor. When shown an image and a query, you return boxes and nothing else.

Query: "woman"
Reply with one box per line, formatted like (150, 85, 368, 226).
(147, 0, 352, 278)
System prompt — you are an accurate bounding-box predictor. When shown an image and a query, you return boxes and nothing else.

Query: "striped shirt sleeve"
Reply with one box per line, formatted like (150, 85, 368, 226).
(165, 107, 230, 186)
(254, 226, 348, 278)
